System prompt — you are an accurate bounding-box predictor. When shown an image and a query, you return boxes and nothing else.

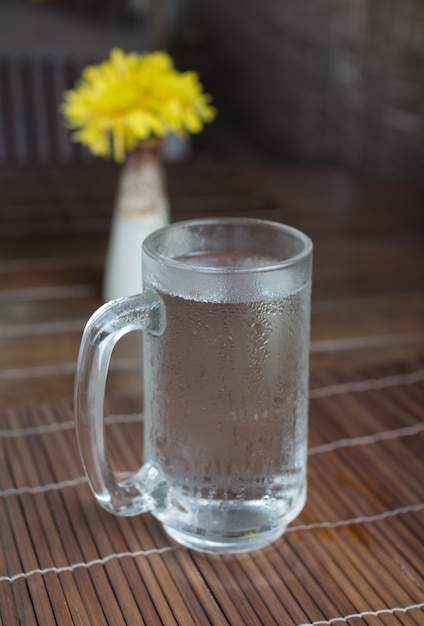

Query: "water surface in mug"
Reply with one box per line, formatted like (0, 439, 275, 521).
(175, 249, 280, 269)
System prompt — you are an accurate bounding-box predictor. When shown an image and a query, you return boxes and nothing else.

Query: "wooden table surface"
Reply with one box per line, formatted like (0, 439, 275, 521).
(0, 154, 423, 625)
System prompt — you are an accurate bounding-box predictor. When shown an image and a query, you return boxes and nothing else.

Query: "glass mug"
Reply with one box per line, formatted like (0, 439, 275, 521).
(75, 218, 313, 554)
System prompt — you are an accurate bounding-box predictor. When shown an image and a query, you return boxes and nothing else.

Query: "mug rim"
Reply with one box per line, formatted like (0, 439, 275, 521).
(143, 217, 313, 274)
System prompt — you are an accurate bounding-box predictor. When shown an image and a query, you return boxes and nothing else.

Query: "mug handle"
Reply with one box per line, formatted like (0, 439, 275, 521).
(74, 290, 167, 516)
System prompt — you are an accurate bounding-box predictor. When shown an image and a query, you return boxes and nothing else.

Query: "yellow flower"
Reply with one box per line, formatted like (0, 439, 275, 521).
(61, 48, 217, 162)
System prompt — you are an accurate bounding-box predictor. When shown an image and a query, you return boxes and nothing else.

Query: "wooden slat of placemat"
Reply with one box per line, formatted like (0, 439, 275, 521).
(0, 362, 423, 625)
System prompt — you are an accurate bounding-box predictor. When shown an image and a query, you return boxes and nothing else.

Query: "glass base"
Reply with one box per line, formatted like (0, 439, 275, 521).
(156, 487, 306, 554)
(163, 523, 287, 554)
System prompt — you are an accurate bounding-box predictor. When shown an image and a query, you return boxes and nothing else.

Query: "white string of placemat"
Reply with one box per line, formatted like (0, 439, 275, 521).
(0, 504, 422, 584)
(287, 503, 424, 532)
(308, 421, 424, 455)
(0, 422, 422, 498)
(0, 412, 143, 438)
(0, 357, 139, 380)
(309, 369, 424, 398)
(2, 319, 87, 338)
(0, 368, 423, 437)
(1, 414, 422, 450)
(0, 546, 177, 583)
(2, 315, 423, 348)
(310, 333, 424, 353)
(295, 603, 424, 626)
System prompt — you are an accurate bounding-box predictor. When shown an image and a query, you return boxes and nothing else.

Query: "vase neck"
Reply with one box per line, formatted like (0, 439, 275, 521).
(133, 139, 162, 154)
(114, 141, 169, 219)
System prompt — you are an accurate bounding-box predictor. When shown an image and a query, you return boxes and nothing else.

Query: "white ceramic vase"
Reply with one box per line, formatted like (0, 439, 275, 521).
(103, 141, 170, 302)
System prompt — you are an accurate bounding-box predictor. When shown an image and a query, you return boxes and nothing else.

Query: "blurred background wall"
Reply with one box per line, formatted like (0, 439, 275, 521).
(185, 0, 424, 181)
(1, 0, 423, 180)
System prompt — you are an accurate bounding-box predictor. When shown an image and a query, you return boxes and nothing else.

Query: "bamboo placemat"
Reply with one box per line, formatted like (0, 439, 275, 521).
(1, 361, 423, 625)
